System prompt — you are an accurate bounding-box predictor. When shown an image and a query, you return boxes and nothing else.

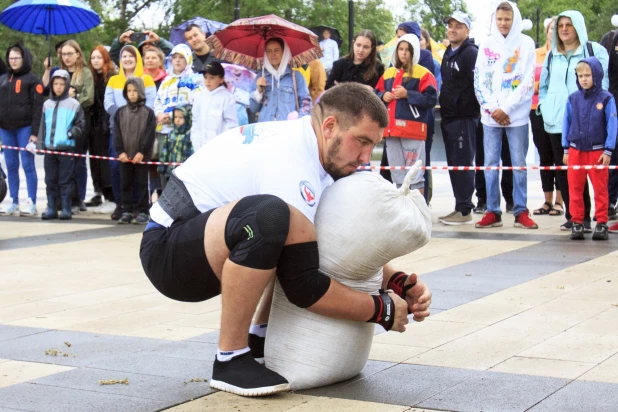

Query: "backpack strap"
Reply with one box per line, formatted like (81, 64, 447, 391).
(587, 41, 594, 57)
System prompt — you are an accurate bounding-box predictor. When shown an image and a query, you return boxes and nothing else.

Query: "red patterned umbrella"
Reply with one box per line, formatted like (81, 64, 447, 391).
(206, 14, 322, 70)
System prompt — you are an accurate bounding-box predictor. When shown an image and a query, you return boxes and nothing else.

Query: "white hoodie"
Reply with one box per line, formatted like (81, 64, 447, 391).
(191, 85, 238, 151)
(473, 1, 535, 127)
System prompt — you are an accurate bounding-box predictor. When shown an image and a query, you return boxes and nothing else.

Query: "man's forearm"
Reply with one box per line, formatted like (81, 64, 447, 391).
(307, 279, 374, 322)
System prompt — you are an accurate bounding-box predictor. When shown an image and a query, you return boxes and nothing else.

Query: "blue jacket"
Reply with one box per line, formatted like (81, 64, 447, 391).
(38, 72, 85, 150)
(562, 57, 617, 155)
(538, 10, 609, 134)
(250, 66, 311, 122)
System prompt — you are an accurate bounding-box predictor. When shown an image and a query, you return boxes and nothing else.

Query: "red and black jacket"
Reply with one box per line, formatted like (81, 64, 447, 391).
(375, 65, 437, 141)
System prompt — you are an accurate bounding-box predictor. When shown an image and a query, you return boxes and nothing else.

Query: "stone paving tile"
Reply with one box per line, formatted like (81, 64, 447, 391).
(418, 370, 569, 412)
(528, 380, 618, 412)
(148, 340, 218, 362)
(31, 367, 214, 403)
(489, 357, 596, 380)
(0, 382, 171, 412)
(87, 352, 213, 380)
(164, 392, 314, 412)
(0, 361, 74, 385)
(0, 330, 163, 367)
(0, 325, 49, 343)
(299, 360, 397, 397)
(301, 363, 479, 406)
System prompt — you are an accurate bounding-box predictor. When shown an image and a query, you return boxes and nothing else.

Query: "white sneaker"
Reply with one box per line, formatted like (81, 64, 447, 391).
(19, 198, 37, 216)
(0, 203, 20, 215)
(93, 201, 117, 214)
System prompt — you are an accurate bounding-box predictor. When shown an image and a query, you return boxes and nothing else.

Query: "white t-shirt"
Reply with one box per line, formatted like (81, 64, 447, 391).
(150, 116, 334, 227)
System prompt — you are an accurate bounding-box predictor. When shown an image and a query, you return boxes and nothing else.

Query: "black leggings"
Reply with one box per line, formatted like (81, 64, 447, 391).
(548, 133, 591, 221)
(530, 110, 557, 193)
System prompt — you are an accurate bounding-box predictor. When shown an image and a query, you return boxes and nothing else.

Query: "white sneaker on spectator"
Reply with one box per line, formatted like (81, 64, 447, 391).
(94, 202, 116, 214)
(19, 198, 37, 216)
(0, 203, 20, 215)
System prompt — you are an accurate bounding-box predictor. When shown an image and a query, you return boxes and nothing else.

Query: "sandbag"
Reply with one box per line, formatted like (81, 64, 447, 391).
(265, 164, 431, 390)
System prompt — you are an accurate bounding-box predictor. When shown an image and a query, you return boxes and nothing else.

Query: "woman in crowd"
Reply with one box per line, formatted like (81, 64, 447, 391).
(142, 47, 168, 90)
(86, 45, 117, 211)
(59, 40, 94, 212)
(531, 17, 563, 217)
(538, 10, 609, 231)
(325, 29, 384, 90)
(0, 44, 43, 216)
(250, 37, 312, 122)
(104, 45, 156, 220)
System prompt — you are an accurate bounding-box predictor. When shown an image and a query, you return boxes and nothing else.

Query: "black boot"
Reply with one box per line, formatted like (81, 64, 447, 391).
(59, 195, 72, 220)
(85, 194, 102, 207)
(41, 195, 58, 220)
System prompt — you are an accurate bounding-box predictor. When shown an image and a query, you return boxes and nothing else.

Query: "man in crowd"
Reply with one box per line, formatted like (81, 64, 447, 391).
(438, 11, 478, 225)
(184, 24, 220, 73)
(109, 30, 174, 66)
(474, 1, 537, 229)
(319, 28, 339, 74)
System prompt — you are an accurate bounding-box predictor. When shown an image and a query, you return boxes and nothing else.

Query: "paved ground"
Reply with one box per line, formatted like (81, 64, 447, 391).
(1, 158, 617, 412)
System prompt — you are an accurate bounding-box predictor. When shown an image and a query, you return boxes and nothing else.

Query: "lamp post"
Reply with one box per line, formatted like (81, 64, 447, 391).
(234, 0, 240, 20)
(348, 0, 354, 53)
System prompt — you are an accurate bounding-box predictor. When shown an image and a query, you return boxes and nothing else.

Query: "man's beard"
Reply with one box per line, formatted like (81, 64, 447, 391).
(323, 135, 358, 181)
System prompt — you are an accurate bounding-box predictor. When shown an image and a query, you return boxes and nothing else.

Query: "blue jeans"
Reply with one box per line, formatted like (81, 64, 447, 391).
(109, 132, 121, 205)
(483, 124, 528, 216)
(0, 126, 37, 204)
(75, 157, 87, 201)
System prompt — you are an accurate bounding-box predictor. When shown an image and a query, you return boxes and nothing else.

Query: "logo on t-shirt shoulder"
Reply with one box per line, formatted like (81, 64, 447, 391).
(299, 180, 316, 207)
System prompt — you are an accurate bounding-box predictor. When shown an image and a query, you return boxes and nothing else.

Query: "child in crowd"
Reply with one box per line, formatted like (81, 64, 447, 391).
(374, 33, 437, 194)
(158, 104, 193, 182)
(113, 78, 156, 225)
(191, 62, 238, 151)
(39, 70, 85, 220)
(563, 58, 616, 240)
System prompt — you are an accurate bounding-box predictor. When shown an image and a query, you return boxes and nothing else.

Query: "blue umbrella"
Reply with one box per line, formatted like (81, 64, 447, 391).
(169, 16, 227, 46)
(0, 0, 100, 57)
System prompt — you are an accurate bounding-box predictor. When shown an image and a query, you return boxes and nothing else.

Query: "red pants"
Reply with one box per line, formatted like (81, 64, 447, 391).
(568, 148, 608, 224)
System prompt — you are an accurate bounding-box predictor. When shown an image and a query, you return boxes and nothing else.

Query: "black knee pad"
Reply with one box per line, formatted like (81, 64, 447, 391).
(225, 194, 290, 270)
(276, 242, 331, 308)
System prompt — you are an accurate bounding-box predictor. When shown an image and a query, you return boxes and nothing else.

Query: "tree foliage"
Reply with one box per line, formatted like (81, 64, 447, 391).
(0, 0, 395, 75)
(166, 0, 396, 53)
(404, 0, 468, 41)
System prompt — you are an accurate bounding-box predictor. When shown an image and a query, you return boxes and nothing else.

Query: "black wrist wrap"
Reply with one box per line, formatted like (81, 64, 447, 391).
(367, 291, 395, 331)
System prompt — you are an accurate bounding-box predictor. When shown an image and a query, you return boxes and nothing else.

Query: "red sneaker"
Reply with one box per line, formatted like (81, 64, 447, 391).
(514, 210, 538, 229)
(475, 212, 503, 228)
(608, 222, 618, 233)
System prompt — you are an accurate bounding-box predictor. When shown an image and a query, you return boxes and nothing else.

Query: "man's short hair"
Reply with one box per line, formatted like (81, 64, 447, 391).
(496, 2, 513, 13)
(315, 82, 388, 129)
(184, 24, 203, 33)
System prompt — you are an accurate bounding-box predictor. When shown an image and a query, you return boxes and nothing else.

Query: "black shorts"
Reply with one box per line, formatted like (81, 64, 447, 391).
(140, 210, 221, 302)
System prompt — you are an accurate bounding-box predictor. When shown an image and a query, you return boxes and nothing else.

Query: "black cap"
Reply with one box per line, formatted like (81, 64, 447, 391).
(201, 61, 225, 77)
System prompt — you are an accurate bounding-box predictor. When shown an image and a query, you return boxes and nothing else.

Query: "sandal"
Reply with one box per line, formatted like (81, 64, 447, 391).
(549, 202, 564, 216)
(533, 201, 553, 215)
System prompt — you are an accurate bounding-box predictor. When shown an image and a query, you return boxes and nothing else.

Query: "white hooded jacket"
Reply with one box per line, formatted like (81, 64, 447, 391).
(473, 1, 535, 127)
(191, 85, 238, 151)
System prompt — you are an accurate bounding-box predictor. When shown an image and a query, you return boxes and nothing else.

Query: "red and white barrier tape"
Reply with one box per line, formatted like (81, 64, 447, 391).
(2, 144, 617, 170)
(0, 145, 182, 166)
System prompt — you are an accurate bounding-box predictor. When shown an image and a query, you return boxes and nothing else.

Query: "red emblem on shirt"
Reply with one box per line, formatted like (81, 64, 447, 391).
(299, 180, 316, 207)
